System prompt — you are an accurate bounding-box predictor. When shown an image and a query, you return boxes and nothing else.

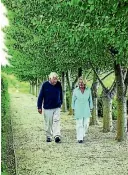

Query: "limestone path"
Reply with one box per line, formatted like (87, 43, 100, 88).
(10, 92, 128, 175)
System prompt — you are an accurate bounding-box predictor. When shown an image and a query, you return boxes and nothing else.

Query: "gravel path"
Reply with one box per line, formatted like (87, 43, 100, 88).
(10, 92, 128, 175)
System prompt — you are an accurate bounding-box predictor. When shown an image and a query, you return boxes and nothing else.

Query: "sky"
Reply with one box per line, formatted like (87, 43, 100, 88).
(0, 2, 9, 66)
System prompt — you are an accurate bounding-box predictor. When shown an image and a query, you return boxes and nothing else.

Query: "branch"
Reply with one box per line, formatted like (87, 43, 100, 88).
(99, 70, 112, 76)
(86, 69, 92, 79)
(109, 80, 117, 98)
(87, 71, 114, 81)
(108, 79, 116, 92)
(89, 61, 106, 90)
(101, 71, 114, 81)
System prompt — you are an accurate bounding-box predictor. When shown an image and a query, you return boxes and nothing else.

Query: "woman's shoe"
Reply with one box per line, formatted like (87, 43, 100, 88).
(46, 137, 52, 142)
(78, 140, 83, 143)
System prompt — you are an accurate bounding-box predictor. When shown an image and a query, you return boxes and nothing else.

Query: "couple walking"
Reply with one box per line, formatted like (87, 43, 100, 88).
(37, 72, 93, 143)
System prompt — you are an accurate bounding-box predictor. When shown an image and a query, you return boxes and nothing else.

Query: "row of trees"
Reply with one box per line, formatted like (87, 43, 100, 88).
(2, 0, 128, 141)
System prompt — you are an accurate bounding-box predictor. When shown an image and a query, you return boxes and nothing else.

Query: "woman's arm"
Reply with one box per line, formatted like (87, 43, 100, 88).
(72, 89, 77, 110)
(88, 89, 93, 110)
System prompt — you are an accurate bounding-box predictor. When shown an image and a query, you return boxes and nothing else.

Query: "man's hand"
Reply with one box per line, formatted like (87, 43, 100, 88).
(38, 109, 42, 114)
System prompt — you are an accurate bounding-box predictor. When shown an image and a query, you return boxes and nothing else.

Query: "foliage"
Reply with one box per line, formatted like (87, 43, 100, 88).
(1, 74, 9, 174)
(2, 0, 128, 81)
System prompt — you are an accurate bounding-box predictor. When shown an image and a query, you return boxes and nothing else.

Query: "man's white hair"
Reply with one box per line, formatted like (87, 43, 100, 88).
(49, 72, 58, 79)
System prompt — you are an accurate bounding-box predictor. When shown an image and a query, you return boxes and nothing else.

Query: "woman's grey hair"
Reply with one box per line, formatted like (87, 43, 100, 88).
(49, 72, 58, 79)
(78, 76, 87, 85)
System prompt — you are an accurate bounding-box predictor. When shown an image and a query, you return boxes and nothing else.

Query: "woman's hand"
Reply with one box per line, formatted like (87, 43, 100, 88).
(72, 109, 75, 115)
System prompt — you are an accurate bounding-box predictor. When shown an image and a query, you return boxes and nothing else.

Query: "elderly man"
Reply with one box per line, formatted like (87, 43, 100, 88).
(37, 72, 63, 143)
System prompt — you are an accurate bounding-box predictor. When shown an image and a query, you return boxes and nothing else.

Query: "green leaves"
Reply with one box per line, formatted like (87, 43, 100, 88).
(70, 0, 80, 6)
(2, 0, 128, 81)
(88, 0, 94, 5)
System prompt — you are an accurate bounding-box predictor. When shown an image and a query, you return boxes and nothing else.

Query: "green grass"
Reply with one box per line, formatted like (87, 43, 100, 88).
(1, 172, 8, 175)
(87, 73, 115, 95)
(2, 72, 115, 95)
(2, 73, 30, 94)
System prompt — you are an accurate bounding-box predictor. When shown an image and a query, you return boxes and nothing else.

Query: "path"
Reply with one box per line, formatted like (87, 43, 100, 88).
(10, 92, 128, 175)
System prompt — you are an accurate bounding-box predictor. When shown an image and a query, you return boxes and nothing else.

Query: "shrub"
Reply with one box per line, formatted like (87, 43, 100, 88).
(1, 74, 9, 174)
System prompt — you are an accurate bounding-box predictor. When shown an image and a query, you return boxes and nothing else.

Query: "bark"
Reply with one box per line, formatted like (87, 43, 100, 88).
(78, 67, 82, 77)
(61, 72, 67, 112)
(66, 71, 73, 115)
(32, 80, 36, 95)
(35, 78, 39, 97)
(124, 97, 127, 133)
(102, 92, 113, 132)
(90, 62, 116, 132)
(29, 81, 32, 94)
(124, 70, 128, 96)
(114, 62, 126, 141)
(90, 73, 99, 125)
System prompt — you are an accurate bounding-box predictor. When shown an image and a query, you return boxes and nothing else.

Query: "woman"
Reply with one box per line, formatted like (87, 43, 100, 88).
(72, 77, 93, 143)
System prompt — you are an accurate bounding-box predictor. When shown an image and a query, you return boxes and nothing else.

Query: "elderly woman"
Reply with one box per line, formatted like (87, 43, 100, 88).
(72, 77, 93, 143)
(37, 72, 63, 143)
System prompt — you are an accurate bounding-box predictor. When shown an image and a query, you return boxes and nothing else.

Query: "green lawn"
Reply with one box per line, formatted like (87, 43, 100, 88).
(3, 73, 30, 94)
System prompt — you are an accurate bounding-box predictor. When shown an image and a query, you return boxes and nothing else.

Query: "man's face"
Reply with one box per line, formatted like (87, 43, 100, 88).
(50, 77, 58, 85)
(78, 80, 85, 88)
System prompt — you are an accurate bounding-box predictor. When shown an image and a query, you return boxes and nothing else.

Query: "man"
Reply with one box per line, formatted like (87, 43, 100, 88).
(72, 76, 93, 143)
(37, 72, 63, 143)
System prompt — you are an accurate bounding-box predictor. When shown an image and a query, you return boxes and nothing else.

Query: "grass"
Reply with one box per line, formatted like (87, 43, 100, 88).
(2, 72, 115, 96)
(2, 73, 30, 94)
(87, 73, 115, 95)
(1, 172, 8, 175)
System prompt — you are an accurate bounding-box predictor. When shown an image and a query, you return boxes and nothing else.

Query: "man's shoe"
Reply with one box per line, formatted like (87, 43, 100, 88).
(78, 140, 83, 143)
(55, 136, 61, 143)
(46, 137, 52, 142)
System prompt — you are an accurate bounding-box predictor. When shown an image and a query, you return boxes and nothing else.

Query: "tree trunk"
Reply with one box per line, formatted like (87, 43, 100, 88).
(114, 63, 126, 141)
(35, 78, 38, 97)
(34, 82, 36, 96)
(78, 67, 82, 77)
(66, 71, 73, 115)
(29, 81, 32, 94)
(102, 93, 113, 132)
(37, 79, 42, 96)
(61, 72, 67, 112)
(32, 81, 36, 95)
(90, 73, 99, 125)
(123, 97, 127, 133)
(90, 97, 98, 125)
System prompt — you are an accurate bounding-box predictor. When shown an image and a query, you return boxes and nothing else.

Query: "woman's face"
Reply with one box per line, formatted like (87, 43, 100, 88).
(78, 80, 85, 88)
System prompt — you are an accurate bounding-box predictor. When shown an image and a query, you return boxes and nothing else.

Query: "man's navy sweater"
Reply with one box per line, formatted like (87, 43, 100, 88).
(37, 81, 63, 109)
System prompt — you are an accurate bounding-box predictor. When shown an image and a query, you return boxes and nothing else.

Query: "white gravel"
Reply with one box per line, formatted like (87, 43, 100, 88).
(10, 92, 128, 175)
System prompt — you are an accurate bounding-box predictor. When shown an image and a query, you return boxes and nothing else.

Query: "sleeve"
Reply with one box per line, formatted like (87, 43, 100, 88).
(60, 83, 63, 105)
(72, 89, 77, 110)
(88, 88, 93, 110)
(37, 83, 44, 109)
